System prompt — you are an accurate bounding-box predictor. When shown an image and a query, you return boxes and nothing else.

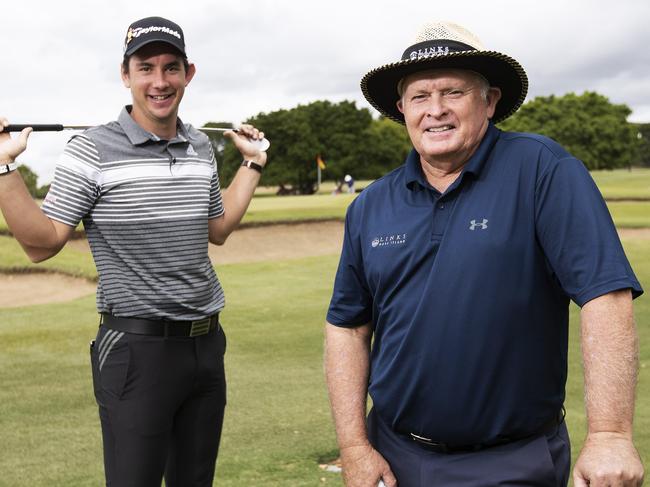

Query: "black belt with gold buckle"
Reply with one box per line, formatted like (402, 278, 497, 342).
(100, 313, 219, 337)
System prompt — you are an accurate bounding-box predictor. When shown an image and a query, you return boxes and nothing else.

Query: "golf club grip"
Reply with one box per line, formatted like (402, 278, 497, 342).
(2, 124, 64, 133)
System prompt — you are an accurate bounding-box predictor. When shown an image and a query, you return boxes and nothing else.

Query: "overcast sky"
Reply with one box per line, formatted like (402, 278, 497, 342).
(3, 0, 650, 183)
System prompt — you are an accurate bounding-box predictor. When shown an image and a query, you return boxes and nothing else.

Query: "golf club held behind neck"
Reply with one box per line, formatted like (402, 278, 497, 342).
(1, 125, 270, 151)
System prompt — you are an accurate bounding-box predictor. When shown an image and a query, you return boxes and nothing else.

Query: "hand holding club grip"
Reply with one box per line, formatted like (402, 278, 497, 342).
(1, 124, 65, 133)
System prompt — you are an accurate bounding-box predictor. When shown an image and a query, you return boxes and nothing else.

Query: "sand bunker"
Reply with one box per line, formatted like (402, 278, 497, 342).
(1, 221, 345, 308)
(0, 272, 96, 308)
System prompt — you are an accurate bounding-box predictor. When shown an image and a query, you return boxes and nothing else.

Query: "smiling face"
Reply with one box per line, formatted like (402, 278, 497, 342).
(121, 42, 195, 138)
(397, 69, 501, 170)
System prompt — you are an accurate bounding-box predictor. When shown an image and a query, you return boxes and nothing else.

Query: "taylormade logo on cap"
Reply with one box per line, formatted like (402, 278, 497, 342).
(123, 16, 186, 57)
(127, 25, 182, 42)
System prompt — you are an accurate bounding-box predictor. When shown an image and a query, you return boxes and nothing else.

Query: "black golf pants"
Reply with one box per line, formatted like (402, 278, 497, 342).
(90, 324, 227, 487)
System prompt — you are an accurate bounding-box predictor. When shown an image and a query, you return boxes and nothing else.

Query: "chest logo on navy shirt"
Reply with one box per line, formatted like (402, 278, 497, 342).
(469, 219, 489, 230)
(371, 233, 407, 248)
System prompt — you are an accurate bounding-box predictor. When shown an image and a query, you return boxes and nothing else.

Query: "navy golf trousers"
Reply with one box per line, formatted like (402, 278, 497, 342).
(367, 408, 570, 487)
(90, 323, 227, 487)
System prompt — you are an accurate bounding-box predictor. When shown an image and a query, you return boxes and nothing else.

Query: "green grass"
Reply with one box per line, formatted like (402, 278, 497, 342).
(606, 201, 650, 228)
(254, 180, 373, 196)
(214, 257, 340, 485)
(0, 234, 648, 485)
(592, 167, 650, 200)
(0, 252, 341, 486)
(0, 236, 96, 279)
(241, 193, 356, 224)
(0, 297, 103, 486)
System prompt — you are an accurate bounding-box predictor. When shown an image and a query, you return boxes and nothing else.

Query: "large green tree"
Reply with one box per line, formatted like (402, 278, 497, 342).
(499, 91, 640, 170)
(212, 100, 411, 194)
(358, 117, 412, 179)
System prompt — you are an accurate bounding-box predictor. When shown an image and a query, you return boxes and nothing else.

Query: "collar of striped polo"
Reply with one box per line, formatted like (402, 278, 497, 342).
(119, 106, 194, 145)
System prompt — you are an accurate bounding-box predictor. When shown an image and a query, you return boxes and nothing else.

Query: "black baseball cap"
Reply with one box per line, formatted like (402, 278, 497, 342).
(123, 16, 186, 57)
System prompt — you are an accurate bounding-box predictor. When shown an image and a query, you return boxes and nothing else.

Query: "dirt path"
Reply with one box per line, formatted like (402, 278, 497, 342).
(2, 222, 648, 308)
(208, 221, 344, 264)
(618, 228, 650, 240)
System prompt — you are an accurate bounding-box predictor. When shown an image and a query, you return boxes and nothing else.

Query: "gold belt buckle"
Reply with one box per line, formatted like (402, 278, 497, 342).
(189, 318, 211, 337)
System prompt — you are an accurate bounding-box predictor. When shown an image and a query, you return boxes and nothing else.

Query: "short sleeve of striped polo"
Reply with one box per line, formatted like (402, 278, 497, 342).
(42, 134, 100, 227)
(207, 143, 225, 219)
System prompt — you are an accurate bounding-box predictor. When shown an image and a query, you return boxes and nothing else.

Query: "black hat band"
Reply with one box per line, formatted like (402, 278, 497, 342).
(401, 40, 476, 61)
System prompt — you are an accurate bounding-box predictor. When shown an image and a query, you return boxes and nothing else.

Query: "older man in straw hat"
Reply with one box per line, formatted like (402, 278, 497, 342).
(325, 21, 643, 487)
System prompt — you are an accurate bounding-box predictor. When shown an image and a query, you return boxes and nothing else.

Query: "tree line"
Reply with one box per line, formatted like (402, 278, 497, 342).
(499, 92, 644, 171)
(209, 92, 648, 193)
(18, 92, 650, 197)
(210, 100, 412, 194)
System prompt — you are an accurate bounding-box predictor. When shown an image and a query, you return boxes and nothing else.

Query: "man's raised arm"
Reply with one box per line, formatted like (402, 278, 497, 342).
(208, 124, 267, 245)
(0, 120, 74, 262)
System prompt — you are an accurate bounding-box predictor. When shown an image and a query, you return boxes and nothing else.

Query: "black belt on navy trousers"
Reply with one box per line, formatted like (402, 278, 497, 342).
(408, 407, 566, 454)
(100, 313, 220, 337)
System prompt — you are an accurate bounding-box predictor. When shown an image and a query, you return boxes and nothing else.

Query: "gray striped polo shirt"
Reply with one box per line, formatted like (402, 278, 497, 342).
(42, 106, 225, 320)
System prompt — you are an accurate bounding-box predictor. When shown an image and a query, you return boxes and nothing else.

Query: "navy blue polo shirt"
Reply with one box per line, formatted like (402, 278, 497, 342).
(327, 123, 642, 445)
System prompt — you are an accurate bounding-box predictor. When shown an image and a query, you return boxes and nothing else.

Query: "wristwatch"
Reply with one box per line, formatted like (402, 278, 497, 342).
(241, 160, 263, 173)
(0, 161, 18, 175)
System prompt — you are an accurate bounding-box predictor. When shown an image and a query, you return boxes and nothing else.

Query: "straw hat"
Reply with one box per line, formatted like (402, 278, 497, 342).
(360, 21, 528, 124)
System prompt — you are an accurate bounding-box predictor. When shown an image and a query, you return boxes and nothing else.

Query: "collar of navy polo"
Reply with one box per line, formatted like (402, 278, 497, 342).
(404, 121, 500, 192)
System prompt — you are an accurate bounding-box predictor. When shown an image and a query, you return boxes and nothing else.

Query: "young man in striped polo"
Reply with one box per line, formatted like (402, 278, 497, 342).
(0, 16, 267, 487)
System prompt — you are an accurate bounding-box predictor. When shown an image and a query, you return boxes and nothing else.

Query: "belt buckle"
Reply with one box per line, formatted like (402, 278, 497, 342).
(189, 318, 211, 337)
(410, 433, 448, 453)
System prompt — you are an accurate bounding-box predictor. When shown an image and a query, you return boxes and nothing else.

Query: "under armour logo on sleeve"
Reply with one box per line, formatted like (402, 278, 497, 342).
(469, 219, 488, 230)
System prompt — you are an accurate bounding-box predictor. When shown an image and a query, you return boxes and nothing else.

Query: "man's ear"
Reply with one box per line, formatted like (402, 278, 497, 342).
(486, 87, 502, 119)
(121, 62, 131, 89)
(185, 63, 196, 86)
(396, 99, 404, 115)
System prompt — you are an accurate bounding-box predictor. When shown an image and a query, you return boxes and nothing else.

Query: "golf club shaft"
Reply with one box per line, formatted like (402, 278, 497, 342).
(3, 125, 237, 133)
(2, 125, 270, 149)
(199, 127, 234, 132)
